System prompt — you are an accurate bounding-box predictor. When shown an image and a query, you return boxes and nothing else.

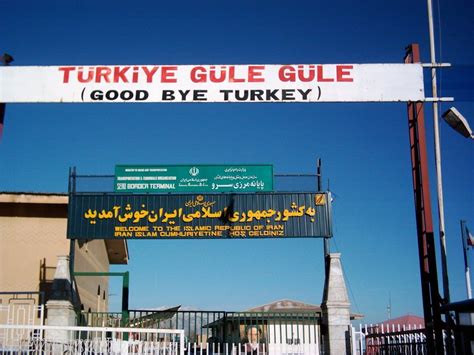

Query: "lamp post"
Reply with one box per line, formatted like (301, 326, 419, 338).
(426, 0, 451, 308)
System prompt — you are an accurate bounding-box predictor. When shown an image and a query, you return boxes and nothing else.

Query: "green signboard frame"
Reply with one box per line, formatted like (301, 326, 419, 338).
(114, 164, 273, 193)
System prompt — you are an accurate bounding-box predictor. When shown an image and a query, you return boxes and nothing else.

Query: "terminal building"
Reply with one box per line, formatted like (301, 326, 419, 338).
(0, 192, 128, 325)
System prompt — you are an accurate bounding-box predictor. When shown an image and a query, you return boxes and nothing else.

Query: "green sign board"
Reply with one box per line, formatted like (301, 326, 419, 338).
(114, 165, 273, 193)
(67, 192, 332, 239)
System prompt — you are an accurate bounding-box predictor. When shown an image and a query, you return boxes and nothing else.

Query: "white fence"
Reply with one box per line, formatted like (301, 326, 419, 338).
(0, 303, 44, 326)
(117, 340, 313, 354)
(351, 323, 427, 355)
(0, 325, 318, 354)
(0, 324, 185, 354)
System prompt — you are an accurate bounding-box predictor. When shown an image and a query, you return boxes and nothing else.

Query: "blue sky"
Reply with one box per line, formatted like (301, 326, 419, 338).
(1, 0, 473, 324)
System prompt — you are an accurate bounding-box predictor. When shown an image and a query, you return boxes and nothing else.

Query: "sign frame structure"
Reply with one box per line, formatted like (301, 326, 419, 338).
(67, 192, 333, 240)
(0, 63, 424, 103)
(114, 164, 274, 193)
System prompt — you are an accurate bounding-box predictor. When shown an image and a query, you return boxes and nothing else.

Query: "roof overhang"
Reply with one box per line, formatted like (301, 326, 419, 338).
(105, 239, 129, 264)
(0, 192, 68, 204)
(0, 192, 68, 218)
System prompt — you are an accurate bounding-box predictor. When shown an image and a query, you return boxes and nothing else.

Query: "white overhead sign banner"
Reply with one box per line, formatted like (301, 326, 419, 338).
(0, 64, 424, 103)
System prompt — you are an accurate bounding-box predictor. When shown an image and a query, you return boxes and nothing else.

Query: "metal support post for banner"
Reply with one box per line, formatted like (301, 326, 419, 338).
(122, 271, 130, 327)
(0, 53, 14, 140)
(317, 158, 322, 192)
(67, 167, 77, 300)
(317, 158, 330, 276)
(0, 103, 5, 140)
(405, 43, 444, 354)
(317, 160, 330, 253)
(68, 239, 76, 293)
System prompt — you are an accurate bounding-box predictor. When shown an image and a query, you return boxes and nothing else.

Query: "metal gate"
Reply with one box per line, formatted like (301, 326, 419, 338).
(79, 310, 322, 354)
(0, 292, 45, 327)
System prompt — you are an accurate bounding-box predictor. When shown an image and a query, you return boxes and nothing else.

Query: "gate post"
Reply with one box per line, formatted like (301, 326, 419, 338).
(46, 256, 77, 342)
(321, 253, 351, 354)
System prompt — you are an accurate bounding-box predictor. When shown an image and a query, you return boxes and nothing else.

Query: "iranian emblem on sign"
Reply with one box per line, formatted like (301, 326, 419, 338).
(189, 167, 200, 176)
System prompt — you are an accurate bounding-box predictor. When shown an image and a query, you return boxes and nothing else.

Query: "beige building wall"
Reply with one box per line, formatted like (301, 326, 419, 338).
(74, 239, 110, 312)
(0, 214, 69, 326)
(0, 193, 128, 325)
(0, 215, 69, 293)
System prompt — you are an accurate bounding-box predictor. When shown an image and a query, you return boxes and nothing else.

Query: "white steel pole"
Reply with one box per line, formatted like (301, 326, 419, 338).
(427, 0, 450, 304)
(465, 258, 472, 300)
(461, 220, 473, 299)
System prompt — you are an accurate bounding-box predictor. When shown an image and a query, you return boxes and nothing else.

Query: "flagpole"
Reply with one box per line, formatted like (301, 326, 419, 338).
(461, 220, 472, 299)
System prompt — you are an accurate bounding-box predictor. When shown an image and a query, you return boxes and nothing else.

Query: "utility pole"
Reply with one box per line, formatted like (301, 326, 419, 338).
(426, 0, 450, 306)
(426, 2, 455, 352)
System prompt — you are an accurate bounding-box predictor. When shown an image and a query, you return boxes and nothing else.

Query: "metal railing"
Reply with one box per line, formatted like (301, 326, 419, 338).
(351, 323, 438, 355)
(365, 328, 427, 355)
(0, 292, 45, 327)
(79, 310, 322, 354)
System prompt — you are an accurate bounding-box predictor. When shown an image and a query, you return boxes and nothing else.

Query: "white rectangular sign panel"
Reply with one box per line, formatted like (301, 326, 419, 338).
(0, 64, 424, 103)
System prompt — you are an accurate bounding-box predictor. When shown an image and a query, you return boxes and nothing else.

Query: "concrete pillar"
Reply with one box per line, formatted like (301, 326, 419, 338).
(321, 253, 351, 354)
(46, 255, 77, 343)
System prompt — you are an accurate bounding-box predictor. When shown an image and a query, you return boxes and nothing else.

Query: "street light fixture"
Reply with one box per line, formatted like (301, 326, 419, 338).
(442, 107, 474, 139)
